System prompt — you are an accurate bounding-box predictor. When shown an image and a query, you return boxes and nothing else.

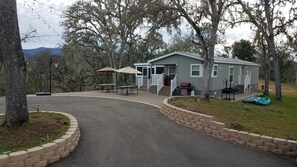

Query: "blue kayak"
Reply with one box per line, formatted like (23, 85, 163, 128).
(243, 96, 260, 103)
(255, 97, 271, 106)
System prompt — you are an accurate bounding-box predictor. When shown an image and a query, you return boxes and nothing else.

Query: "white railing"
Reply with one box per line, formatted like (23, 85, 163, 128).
(136, 76, 143, 89)
(151, 74, 164, 85)
(170, 75, 177, 96)
(156, 74, 164, 95)
(147, 78, 152, 90)
(244, 73, 251, 94)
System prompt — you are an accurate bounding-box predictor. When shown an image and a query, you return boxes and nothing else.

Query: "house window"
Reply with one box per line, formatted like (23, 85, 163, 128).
(229, 66, 234, 82)
(212, 64, 218, 77)
(137, 67, 143, 76)
(143, 68, 147, 76)
(156, 67, 164, 74)
(191, 64, 203, 77)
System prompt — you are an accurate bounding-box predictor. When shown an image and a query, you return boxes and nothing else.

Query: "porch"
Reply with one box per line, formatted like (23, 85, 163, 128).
(135, 63, 177, 96)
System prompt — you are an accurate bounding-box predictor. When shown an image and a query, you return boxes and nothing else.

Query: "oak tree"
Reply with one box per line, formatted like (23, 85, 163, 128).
(236, 0, 297, 100)
(0, 0, 28, 127)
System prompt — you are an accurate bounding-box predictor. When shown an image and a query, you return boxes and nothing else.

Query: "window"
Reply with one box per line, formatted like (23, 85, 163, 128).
(191, 64, 203, 77)
(212, 64, 218, 77)
(229, 66, 234, 82)
(143, 68, 147, 76)
(156, 67, 164, 74)
(137, 67, 143, 76)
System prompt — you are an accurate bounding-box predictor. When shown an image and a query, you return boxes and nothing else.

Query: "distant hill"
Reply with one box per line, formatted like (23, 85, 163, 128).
(23, 47, 62, 58)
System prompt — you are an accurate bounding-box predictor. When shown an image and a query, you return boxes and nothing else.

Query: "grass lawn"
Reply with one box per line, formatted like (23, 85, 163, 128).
(169, 80, 297, 140)
(0, 112, 70, 154)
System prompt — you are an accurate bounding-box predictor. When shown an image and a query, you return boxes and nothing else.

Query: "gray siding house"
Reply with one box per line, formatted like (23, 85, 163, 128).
(134, 51, 260, 97)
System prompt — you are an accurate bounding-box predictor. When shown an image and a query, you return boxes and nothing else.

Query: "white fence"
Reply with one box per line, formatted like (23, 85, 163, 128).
(244, 73, 251, 93)
(151, 74, 164, 85)
(136, 76, 143, 89)
(170, 75, 177, 96)
(156, 74, 164, 95)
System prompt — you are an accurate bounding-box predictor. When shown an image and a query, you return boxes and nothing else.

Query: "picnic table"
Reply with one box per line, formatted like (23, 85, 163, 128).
(98, 84, 116, 92)
(116, 85, 138, 95)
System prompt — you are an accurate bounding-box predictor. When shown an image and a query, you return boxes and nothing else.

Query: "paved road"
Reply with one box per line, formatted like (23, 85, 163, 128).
(0, 96, 294, 167)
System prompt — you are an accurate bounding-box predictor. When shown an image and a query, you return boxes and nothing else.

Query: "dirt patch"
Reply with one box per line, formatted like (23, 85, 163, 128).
(0, 112, 70, 154)
(258, 79, 297, 96)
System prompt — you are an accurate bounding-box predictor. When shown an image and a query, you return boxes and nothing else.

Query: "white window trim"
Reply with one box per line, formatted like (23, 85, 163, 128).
(229, 66, 234, 82)
(190, 64, 203, 77)
(211, 64, 218, 77)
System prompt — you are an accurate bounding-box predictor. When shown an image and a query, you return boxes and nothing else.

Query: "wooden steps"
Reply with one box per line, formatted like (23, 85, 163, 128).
(139, 85, 148, 91)
(158, 86, 170, 96)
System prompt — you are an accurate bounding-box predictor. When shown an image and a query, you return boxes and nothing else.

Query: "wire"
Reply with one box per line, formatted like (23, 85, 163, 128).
(25, 0, 64, 13)
(23, 0, 61, 36)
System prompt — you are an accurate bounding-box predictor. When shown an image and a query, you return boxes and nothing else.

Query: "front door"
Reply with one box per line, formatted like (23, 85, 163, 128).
(168, 66, 176, 79)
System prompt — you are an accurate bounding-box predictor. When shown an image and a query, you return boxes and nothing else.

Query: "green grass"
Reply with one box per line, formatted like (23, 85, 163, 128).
(0, 112, 70, 154)
(169, 95, 297, 140)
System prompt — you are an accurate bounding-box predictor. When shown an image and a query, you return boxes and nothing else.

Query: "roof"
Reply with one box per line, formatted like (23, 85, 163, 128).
(148, 51, 260, 67)
(116, 66, 142, 74)
(134, 62, 150, 66)
(97, 67, 117, 72)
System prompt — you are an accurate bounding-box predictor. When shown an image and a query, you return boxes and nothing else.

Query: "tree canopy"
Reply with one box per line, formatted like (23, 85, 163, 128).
(232, 39, 257, 62)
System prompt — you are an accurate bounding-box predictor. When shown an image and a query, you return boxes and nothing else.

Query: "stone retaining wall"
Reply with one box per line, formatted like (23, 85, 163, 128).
(0, 111, 80, 167)
(161, 98, 297, 158)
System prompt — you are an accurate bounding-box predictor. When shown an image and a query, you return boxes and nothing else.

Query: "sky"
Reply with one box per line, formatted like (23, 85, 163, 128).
(16, 0, 252, 49)
(17, 0, 77, 49)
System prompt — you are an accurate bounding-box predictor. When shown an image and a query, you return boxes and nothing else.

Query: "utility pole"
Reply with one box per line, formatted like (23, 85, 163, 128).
(49, 56, 52, 95)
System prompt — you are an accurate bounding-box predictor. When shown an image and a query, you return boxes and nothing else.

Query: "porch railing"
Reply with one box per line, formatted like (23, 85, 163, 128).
(147, 78, 152, 90)
(156, 74, 165, 95)
(170, 75, 177, 96)
(151, 74, 164, 85)
(244, 73, 251, 93)
(136, 76, 143, 89)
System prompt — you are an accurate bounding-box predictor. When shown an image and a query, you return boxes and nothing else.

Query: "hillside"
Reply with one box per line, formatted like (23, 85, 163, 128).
(23, 47, 62, 58)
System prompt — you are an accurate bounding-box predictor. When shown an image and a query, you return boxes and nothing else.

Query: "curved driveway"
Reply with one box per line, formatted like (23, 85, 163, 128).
(0, 96, 294, 167)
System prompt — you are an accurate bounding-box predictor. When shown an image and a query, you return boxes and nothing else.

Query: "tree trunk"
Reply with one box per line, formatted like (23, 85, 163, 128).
(0, 0, 29, 127)
(202, 27, 216, 100)
(202, 55, 214, 100)
(295, 70, 297, 85)
(264, 62, 270, 95)
(264, 0, 282, 101)
(263, 49, 270, 95)
(259, 36, 270, 95)
(269, 42, 282, 100)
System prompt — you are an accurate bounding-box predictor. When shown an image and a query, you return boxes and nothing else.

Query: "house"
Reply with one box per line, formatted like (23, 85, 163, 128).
(134, 51, 260, 97)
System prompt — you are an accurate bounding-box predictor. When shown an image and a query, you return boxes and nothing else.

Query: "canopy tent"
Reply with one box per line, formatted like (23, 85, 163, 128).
(116, 66, 142, 74)
(97, 67, 117, 73)
(97, 67, 117, 91)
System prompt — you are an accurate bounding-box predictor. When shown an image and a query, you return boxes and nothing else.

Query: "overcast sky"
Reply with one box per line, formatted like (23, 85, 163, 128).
(17, 0, 252, 49)
(17, 0, 76, 49)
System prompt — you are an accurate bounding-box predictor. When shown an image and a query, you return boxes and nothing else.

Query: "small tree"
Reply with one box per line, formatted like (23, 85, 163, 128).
(0, 0, 28, 127)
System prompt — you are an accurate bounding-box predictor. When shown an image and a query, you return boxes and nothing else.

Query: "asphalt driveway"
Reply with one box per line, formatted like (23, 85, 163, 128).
(0, 96, 294, 167)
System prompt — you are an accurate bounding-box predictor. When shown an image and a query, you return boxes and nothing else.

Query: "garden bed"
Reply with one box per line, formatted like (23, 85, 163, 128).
(0, 112, 70, 154)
